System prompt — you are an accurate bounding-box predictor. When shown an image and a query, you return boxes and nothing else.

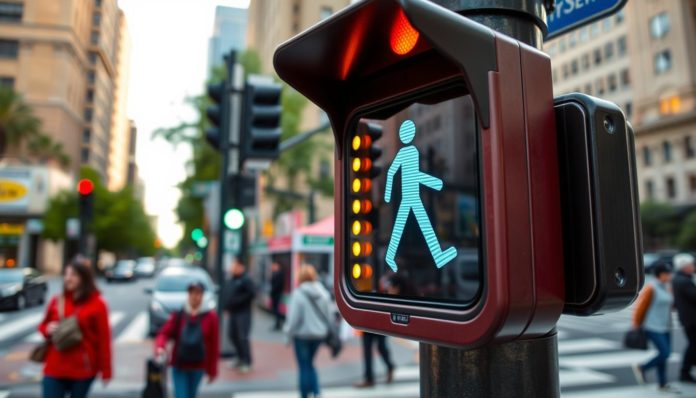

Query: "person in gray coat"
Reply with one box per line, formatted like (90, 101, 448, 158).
(284, 264, 334, 398)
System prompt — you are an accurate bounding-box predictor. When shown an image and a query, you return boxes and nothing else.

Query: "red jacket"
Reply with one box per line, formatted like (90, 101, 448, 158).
(155, 309, 219, 378)
(38, 291, 112, 380)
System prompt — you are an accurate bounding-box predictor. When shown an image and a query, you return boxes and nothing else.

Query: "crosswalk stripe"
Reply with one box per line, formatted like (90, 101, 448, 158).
(24, 312, 126, 343)
(560, 350, 680, 369)
(0, 312, 43, 341)
(562, 384, 696, 397)
(116, 312, 148, 343)
(0, 391, 8, 398)
(234, 383, 420, 398)
(559, 368, 615, 387)
(557, 338, 618, 355)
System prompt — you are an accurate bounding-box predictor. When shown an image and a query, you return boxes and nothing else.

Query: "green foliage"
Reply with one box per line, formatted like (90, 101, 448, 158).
(678, 210, 696, 250)
(641, 201, 679, 249)
(42, 167, 157, 256)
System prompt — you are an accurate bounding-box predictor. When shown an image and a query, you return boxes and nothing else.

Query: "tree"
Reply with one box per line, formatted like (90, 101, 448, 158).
(0, 86, 40, 156)
(26, 134, 71, 168)
(641, 201, 679, 250)
(678, 210, 696, 250)
(42, 167, 157, 256)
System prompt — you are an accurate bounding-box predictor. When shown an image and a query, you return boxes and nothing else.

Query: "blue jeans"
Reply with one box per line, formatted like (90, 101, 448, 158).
(171, 367, 205, 398)
(642, 330, 671, 386)
(294, 338, 322, 398)
(42, 376, 94, 398)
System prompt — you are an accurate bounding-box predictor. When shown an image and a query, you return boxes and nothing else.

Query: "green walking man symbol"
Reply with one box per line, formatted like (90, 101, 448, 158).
(384, 120, 458, 272)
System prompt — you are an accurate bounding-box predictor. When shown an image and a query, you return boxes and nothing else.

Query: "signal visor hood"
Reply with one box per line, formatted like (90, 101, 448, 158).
(273, 0, 497, 143)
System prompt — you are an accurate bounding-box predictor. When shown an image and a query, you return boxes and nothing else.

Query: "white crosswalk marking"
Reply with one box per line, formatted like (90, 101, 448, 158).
(116, 312, 148, 343)
(0, 312, 43, 341)
(559, 368, 615, 387)
(0, 391, 8, 398)
(24, 311, 126, 343)
(557, 338, 619, 355)
(560, 350, 680, 369)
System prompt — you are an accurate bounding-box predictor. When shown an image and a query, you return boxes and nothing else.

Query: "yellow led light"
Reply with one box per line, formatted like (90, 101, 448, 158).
(352, 241, 361, 256)
(352, 199, 361, 214)
(352, 220, 361, 235)
(352, 158, 361, 172)
(352, 263, 362, 279)
(352, 178, 361, 193)
(352, 136, 361, 151)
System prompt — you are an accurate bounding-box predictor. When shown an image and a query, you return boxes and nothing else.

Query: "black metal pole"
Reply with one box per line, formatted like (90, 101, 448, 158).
(420, 1, 559, 398)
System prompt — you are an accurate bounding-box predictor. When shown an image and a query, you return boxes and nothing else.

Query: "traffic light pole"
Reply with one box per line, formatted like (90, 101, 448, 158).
(420, 1, 559, 397)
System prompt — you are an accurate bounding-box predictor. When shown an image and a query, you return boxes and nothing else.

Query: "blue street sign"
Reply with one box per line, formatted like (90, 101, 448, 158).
(546, 0, 628, 39)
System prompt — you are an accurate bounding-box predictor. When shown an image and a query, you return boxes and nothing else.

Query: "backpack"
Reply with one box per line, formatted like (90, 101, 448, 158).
(174, 311, 206, 365)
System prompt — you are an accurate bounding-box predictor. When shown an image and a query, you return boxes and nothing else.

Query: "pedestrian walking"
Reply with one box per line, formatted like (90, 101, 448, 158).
(631, 264, 679, 393)
(224, 259, 256, 373)
(155, 281, 219, 398)
(671, 253, 696, 383)
(354, 332, 395, 388)
(38, 258, 112, 398)
(270, 262, 285, 331)
(285, 264, 335, 398)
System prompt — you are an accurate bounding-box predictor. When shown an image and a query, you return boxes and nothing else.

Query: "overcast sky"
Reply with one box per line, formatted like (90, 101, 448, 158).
(117, 0, 250, 247)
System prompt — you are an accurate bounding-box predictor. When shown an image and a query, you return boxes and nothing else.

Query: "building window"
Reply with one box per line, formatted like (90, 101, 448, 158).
(581, 53, 590, 70)
(608, 74, 617, 92)
(602, 17, 612, 32)
(0, 2, 22, 22)
(584, 84, 592, 95)
(92, 12, 100, 27)
(686, 136, 695, 159)
(596, 78, 605, 95)
(579, 28, 589, 43)
(87, 71, 95, 84)
(663, 141, 672, 163)
(593, 48, 602, 66)
(650, 12, 670, 39)
(646, 180, 654, 200)
(666, 177, 676, 199)
(81, 148, 89, 163)
(85, 89, 94, 102)
(83, 129, 91, 143)
(562, 63, 569, 79)
(617, 36, 627, 56)
(88, 51, 97, 64)
(643, 146, 652, 166)
(0, 39, 18, 59)
(0, 76, 13, 88)
(570, 59, 578, 76)
(625, 102, 632, 118)
(620, 69, 631, 88)
(590, 22, 600, 38)
(94, 0, 101, 7)
(90, 32, 99, 45)
(654, 50, 672, 75)
(615, 10, 625, 24)
(568, 32, 577, 48)
(604, 42, 614, 61)
(319, 6, 332, 21)
(690, 175, 696, 194)
(84, 109, 93, 122)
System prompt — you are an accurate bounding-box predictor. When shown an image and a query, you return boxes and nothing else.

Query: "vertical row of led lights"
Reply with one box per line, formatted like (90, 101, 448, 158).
(350, 122, 382, 288)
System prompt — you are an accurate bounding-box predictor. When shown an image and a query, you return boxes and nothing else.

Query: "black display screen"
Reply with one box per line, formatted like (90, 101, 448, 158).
(345, 87, 483, 308)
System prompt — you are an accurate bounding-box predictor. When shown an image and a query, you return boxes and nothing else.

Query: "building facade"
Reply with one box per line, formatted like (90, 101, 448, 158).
(0, 0, 133, 188)
(546, 1, 696, 208)
(207, 6, 247, 74)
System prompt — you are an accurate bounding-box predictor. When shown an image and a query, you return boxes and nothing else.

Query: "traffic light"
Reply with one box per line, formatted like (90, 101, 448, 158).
(275, 0, 641, 348)
(348, 121, 382, 291)
(241, 77, 282, 162)
(191, 228, 204, 242)
(223, 208, 245, 230)
(77, 178, 94, 220)
(205, 81, 227, 150)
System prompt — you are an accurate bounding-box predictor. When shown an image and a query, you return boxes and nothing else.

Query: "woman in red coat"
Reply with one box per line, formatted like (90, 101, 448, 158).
(38, 258, 112, 398)
(155, 281, 219, 398)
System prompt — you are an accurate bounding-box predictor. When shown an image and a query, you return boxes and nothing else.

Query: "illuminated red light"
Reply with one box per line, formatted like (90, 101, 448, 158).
(390, 8, 419, 55)
(77, 179, 94, 196)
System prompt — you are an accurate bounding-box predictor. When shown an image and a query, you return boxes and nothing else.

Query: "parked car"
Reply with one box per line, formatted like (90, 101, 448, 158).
(0, 268, 47, 310)
(643, 251, 677, 274)
(135, 257, 156, 278)
(105, 260, 137, 283)
(146, 266, 217, 335)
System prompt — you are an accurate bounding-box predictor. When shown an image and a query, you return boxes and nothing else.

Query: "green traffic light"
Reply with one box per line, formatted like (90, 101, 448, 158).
(196, 236, 208, 248)
(191, 228, 204, 242)
(224, 208, 245, 230)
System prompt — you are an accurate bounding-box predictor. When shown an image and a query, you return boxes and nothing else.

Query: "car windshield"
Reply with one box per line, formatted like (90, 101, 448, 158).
(643, 253, 658, 265)
(155, 272, 211, 292)
(0, 270, 23, 283)
(138, 258, 155, 265)
(115, 261, 134, 270)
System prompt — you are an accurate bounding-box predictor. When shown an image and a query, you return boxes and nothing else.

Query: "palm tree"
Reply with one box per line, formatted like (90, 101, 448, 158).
(0, 86, 40, 156)
(27, 134, 71, 168)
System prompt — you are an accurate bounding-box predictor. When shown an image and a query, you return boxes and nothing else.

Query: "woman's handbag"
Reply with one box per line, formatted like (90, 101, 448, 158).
(303, 291, 343, 358)
(624, 328, 648, 350)
(51, 296, 83, 352)
(28, 342, 48, 363)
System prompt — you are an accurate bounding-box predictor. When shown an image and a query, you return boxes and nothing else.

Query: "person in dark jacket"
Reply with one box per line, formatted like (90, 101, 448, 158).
(39, 258, 112, 398)
(155, 281, 219, 398)
(225, 259, 256, 373)
(270, 262, 285, 331)
(672, 253, 696, 383)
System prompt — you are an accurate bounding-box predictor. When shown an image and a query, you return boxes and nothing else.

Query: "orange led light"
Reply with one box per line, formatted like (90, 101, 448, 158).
(352, 157, 371, 172)
(351, 199, 373, 215)
(352, 263, 362, 279)
(390, 8, 420, 55)
(363, 264, 373, 279)
(352, 220, 373, 236)
(352, 178, 372, 193)
(362, 242, 373, 256)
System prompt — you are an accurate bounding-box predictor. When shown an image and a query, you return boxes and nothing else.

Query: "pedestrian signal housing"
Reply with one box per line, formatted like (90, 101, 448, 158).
(275, 0, 565, 348)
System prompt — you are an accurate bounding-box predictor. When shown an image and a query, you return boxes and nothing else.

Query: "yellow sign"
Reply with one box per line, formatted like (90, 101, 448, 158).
(0, 180, 27, 203)
(0, 223, 24, 235)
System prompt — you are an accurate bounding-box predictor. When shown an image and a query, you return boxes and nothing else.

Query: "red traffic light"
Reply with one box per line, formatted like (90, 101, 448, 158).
(77, 179, 94, 196)
(390, 8, 419, 55)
